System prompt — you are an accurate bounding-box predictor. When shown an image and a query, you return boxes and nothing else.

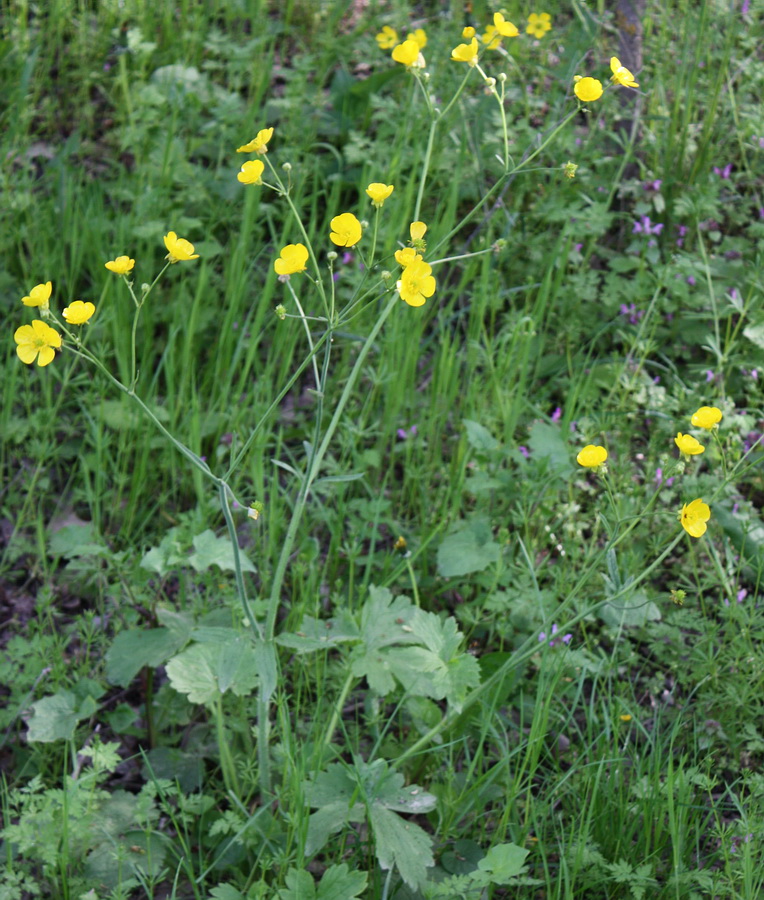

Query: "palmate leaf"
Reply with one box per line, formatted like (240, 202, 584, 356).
(278, 864, 367, 900)
(165, 638, 258, 705)
(305, 757, 436, 888)
(436, 516, 501, 577)
(385, 610, 481, 712)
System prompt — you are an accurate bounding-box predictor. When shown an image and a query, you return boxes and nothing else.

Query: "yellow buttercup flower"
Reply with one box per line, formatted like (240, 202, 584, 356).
(105, 256, 135, 275)
(236, 127, 274, 154)
(493, 12, 518, 37)
(163, 232, 199, 263)
(409, 221, 427, 250)
(526, 12, 552, 38)
(407, 28, 427, 49)
(329, 213, 362, 248)
(366, 183, 394, 208)
(691, 406, 722, 429)
(675, 432, 705, 457)
(679, 498, 710, 538)
(481, 25, 501, 50)
(274, 243, 308, 276)
(391, 39, 422, 67)
(576, 445, 607, 468)
(21, 281, 52, 309)
(610, 57, 639, 88)
(462, 26, 476, 39)
(375, 26, 398, 50)
(451, 37, 479, 65)
(574, 76, 603, 103)
(14, 319, 62, 367)
(237, 159, 265, 185)
(395, 247, 422, 267)
(397, 259, 436, 307)
(62, 301, 95, 325)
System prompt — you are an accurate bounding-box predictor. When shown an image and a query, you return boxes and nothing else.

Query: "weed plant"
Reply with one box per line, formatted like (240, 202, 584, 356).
(2, 1, 764, 898)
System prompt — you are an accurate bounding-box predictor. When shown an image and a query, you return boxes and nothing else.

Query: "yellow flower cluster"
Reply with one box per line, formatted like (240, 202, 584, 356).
(575, 407, 723, 539)
(14, 234, 199, 367)
(396, 221, 436, 308)
(574, 56, 640, 103)
(235, 126, 273, 185)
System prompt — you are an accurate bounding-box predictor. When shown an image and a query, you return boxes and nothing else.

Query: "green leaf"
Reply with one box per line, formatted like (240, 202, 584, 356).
(437, 516, 501, 577)
(528, 421, 571, 473)
(27, 689, 98, 742)
(278, 869, 316, 900)
(316, 864, 367, 900)
(105, 627, 187, 686)
(140, 527, 187, 576)
(188, 529, 256, 573)
(350, 586, 418, 694)
(463, 419, 499, 452)
(48, 522, 107, 558)
(209, 887, 246, 900)
(743, 321, 764, 350)
(255, 639, 279, 701)
(369, 805, 434, 888)
(165, 639, 258, 705)
(276, 610, 359, 654)
(477, 843, 529, 883)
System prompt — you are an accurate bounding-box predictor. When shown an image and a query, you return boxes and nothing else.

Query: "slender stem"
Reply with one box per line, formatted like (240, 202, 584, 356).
(414, 119, 437, 222)
(264, 294, 398, 641)
(321, 671, 355, 747)
(286, 279, 322, 391)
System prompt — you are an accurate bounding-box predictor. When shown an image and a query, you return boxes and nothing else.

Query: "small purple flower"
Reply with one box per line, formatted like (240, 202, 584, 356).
(539, 623, 572, 647)
(551, 407, 562, 423)
(519, 445, 530, 459)
(687, 276, 696, 286)
(633, 215, 664, 236)
(619, 303, 644, 325)
(713, 163, 732, 179)
(759, 207, 764, 219)
(752, 369, 759, 380)
(737, 588, 748, 603)
(705, 369, 715, 382)
(397, 425, 418, 440)
(742, 0, 751, 13)
(653, 376, 661, 384)
(655, 468, 674, 487)
(574, 242, 583, 252)
(643, 179, 662, 192)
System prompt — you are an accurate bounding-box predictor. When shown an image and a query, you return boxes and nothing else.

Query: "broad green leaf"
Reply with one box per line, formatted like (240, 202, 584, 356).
(165, 639, 258, 705)
(437, 517, 501, 577)
(369, 805, 434, 888)
(463, 418, 499, 452)
(188, 529, 256, 573)
(305, 801, 363, 856)
(140, 527, 187, 576)
(279, 868, 316, 900)
(316, 864, 367, 900)
(105, 627, 187, 686)
(599, 591, 661, 628)
(209, 887, 246, 900)
(477, 843, 529, 883)
(48, 522, 107, 558)
(27, 689, 98, 742)
(255, 639, 279, 701)
(743, 321, 764, 350)
(527, 421, 571, 473)
(276, 610, 359, 653)
(350, 586, 418, 694)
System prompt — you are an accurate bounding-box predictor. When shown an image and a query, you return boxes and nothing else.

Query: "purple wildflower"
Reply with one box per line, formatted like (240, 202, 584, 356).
(519, 445, 530, 459)
(713, 163, 732, 179)
(737, 588, 748, 603)
(633, 215, 664, 236)
(705, 369, 715, 382)
(539, 623, 572, 647)
(551, 407, 562, 423)
(397, 425, 418, 440)
(687, 276, 696, 286)
(643, 179, 662, 192)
